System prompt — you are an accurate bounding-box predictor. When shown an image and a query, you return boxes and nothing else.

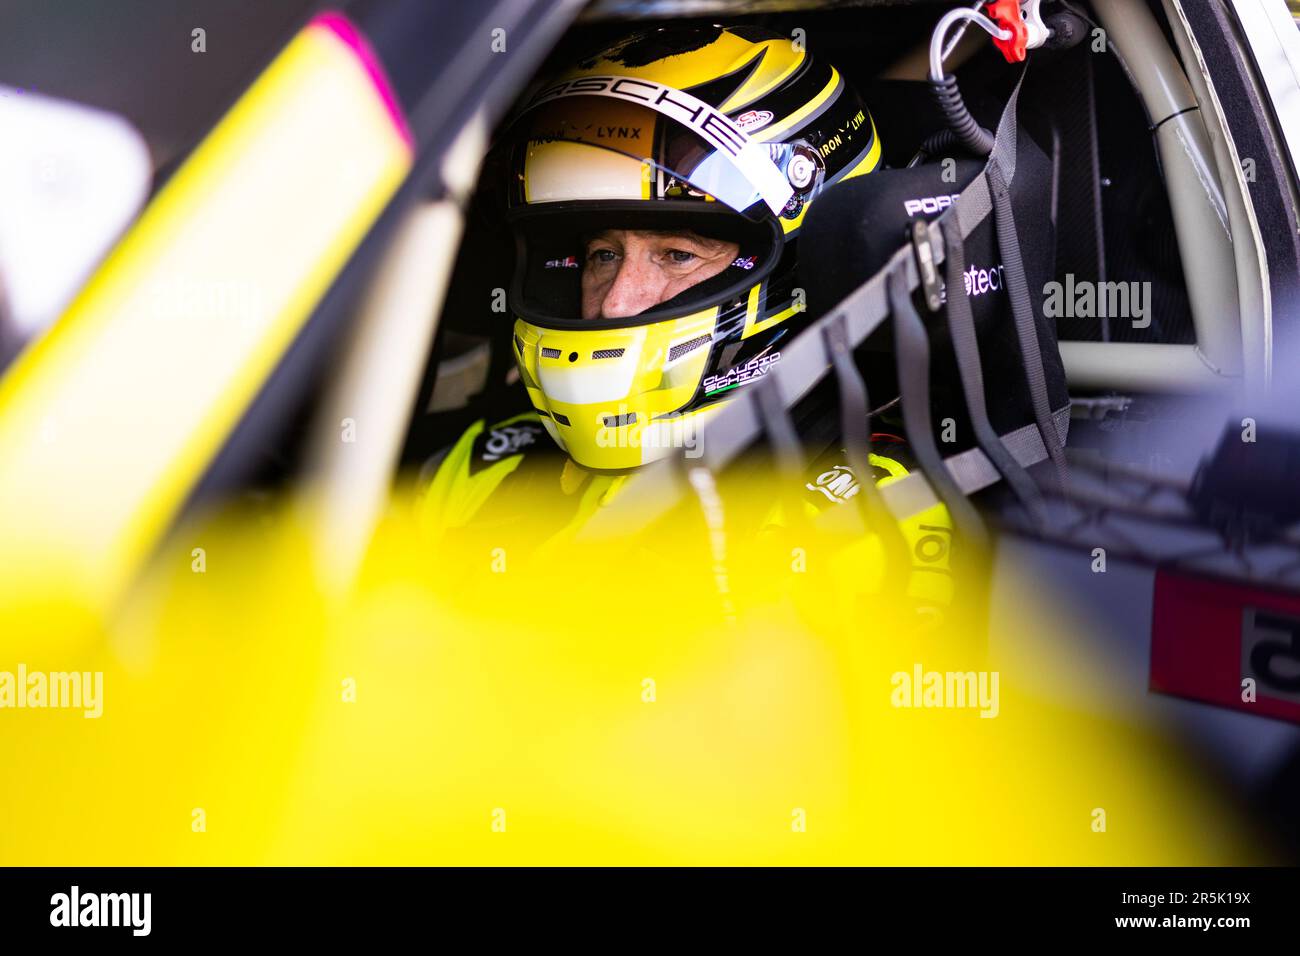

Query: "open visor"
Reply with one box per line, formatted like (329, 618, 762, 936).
(503, 84, 812, 329)
(508, 200, 784, 330)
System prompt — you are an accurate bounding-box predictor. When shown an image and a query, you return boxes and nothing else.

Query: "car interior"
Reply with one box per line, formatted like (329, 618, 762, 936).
(379, 0, 1262, 510)
(7, 0, 1300, 875)
(2, 0, 1291, 546)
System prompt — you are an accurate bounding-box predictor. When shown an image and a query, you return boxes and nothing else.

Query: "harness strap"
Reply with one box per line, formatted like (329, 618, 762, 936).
(986, 159, 1070, 487)
(939, 217, 1047, 523)
(888, 264, 989, 547)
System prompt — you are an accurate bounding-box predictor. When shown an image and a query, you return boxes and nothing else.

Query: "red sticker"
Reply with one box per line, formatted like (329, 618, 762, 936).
(1151, 569, 1300, 724)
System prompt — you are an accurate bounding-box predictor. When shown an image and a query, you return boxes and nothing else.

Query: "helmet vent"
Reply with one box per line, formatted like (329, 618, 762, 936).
(602, 413, 638, 428)
(541, 347, 562, 359)
(552, 412, 571, 426)
(514, 334, 525, 354)
(667, 334, 713, 362)
(591, 348, 625, 360)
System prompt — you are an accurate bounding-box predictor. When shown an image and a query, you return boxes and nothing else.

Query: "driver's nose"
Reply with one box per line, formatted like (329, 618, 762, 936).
(600, 255, 664, 319)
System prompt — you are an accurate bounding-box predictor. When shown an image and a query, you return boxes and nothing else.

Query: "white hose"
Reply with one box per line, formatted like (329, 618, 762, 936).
(929, 5, 1013, 82)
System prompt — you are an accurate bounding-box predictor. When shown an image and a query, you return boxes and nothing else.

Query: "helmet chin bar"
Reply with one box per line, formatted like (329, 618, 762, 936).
(512, 302, 733, 471)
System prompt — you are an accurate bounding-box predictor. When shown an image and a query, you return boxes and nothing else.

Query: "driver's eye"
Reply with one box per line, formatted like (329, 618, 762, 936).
(666, 249, 696, 264)
(588, 248, 618, 264)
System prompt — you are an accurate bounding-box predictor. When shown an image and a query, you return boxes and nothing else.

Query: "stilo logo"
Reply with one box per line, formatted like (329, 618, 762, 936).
(903, 194, 961, 217)
(731, 255, 757, 271)
(544, 255, 579, 269)
(734, 109, 773, 131)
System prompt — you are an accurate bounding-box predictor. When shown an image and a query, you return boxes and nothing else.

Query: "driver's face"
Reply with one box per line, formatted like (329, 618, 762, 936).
(581, 229, 739, 321)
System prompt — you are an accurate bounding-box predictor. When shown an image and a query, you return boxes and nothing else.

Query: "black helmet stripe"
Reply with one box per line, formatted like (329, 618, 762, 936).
(779, 73, 845, 141)
(738, 57, 834, 126)
(684, 47, 769, 109)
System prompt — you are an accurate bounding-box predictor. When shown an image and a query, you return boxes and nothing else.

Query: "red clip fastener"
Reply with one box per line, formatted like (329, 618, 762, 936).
(986, 0, 1029, 62)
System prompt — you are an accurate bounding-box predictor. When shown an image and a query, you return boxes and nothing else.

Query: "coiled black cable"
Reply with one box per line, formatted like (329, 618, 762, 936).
(929, 73, 995, 158)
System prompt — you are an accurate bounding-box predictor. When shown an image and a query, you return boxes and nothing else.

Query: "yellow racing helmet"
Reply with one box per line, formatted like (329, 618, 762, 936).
(505, 25, 882, 469)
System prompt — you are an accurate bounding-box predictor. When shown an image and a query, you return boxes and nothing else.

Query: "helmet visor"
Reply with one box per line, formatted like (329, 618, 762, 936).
(508, 200, 784, 331)
(507, 89, 818, 220)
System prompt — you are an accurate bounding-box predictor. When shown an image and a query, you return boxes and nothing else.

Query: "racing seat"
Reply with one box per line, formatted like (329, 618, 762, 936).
(585, 66, 1072, 567)
(798, 64, 1070, 536)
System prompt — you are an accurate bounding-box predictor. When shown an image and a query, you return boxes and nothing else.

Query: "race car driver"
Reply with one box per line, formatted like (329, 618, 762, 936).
(419, 25, 952, 605)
